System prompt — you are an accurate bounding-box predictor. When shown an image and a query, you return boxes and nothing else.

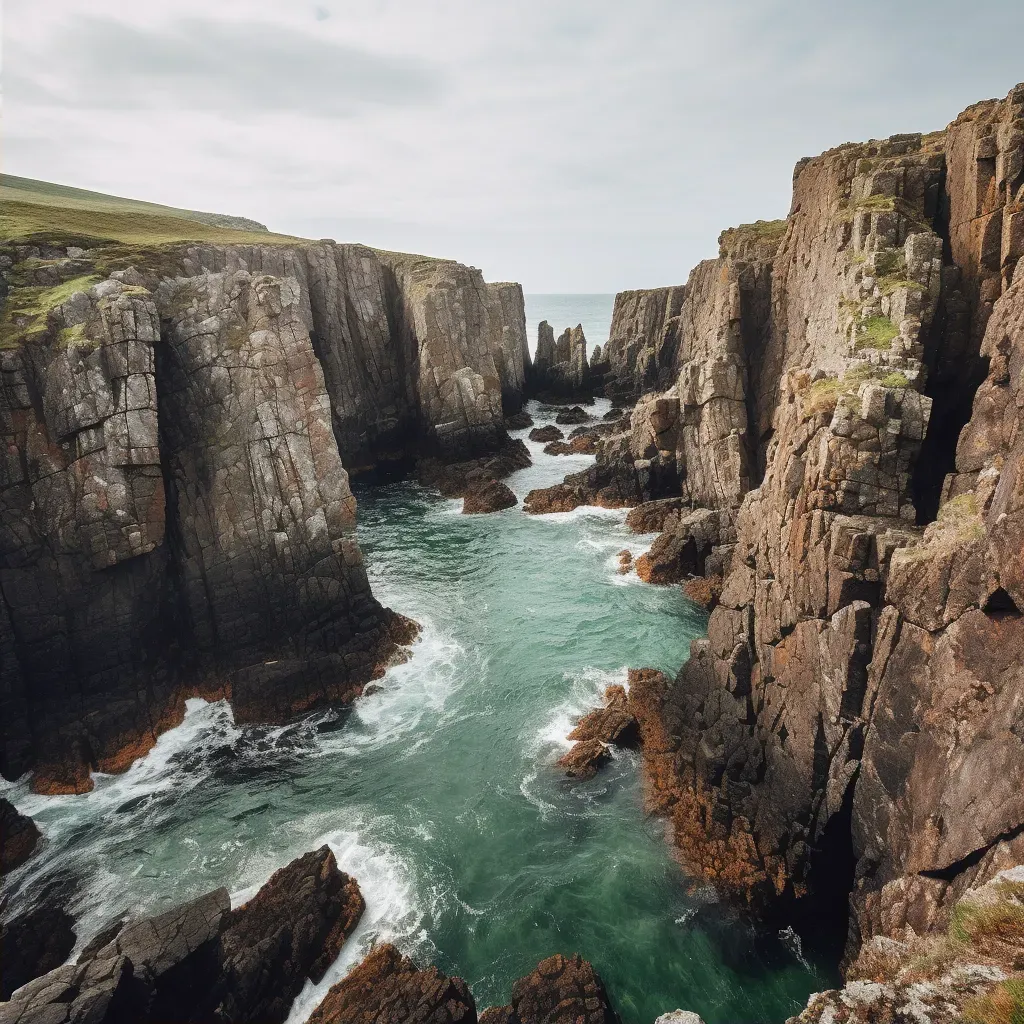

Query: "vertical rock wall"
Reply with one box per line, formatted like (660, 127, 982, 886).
(0, 239, 527, 789)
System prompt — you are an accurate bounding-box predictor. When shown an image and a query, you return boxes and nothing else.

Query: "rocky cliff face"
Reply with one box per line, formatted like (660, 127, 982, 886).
(0, 238, 529, 791)
(529, 321, 593, 399)
(537, 83, 1024, 971)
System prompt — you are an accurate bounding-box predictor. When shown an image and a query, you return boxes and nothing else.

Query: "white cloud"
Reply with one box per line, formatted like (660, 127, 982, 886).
(3, 0, 1023, 291)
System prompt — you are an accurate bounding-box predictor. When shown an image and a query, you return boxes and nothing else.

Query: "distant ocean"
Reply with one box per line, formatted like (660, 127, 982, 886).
(523, 294, 615, 359)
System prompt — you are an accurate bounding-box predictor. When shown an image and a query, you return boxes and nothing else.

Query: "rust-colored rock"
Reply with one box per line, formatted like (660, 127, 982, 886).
(307, 943, 476, 1024)
(617, 550, 632, 574)
(556, 739, 611, 780)
(682, 576, 722, 610)
(479, 953, 620, 1024)
(566, 687, 639, 748)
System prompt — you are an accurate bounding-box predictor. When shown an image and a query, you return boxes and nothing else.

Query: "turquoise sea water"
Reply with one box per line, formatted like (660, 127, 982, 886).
(1, 399, 829, 1023)
(524, 294, 615, 358)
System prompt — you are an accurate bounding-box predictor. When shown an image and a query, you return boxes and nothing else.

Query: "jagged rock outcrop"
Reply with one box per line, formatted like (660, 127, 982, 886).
(0, 236, 527, 790)
(307, 943, 476, 1024)
(610, 84, 1024, 973)
(0, 800, 38, 876)
(788, 866, 1024, 1024)
(602, 286, 685, 400)
(462, 478, 518, 514)
(529, 322, 592, 400)
(0, 847, 363, 1023)
(478, 953, 620, 1024)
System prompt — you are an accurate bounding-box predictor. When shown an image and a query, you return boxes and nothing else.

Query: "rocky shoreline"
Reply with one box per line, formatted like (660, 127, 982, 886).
(2, 77, 1024, 1024)
(529, 81, 1024, 1021)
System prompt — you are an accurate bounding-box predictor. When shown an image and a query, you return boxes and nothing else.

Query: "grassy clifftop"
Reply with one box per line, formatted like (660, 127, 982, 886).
(0, 174, 302, 247)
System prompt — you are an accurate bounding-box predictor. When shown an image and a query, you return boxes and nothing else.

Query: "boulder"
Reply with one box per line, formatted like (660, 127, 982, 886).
(478, 953, 619, 1024)
(307, 943, 476, 1024)
(0, 848, 363, 1024)
(418, 439, 532, 497)
(529, 425, 564, 443)
(506, 411, 534, 430)
(555, 406, 589, 425)
(617, 551, 633, 574)
(625, 498, 691, 535)
(463, 479, 518, 514)
(209, 846, 365, 1023)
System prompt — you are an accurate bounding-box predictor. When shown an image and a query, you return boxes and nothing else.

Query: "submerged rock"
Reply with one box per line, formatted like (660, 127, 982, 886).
(307, 943, 476, 1024)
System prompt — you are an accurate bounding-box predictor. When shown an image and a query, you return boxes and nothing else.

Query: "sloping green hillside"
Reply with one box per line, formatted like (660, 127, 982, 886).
(0, 174, 303, 246)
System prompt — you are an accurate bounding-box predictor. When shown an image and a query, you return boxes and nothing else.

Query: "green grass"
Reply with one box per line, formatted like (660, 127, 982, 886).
(0, 274, 102, 349)
(857, 194, 897, 213)
(855, 315, 899, 350)
(0, 175, 308, 254)
(963, 979, 1024, 1024)
(1, 174, 270, 234)
(718, 219, 787, 258)
(801, 362, 910, 417)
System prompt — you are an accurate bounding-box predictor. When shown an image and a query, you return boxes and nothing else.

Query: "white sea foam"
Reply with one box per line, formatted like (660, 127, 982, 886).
(10, 698, 239, 822)
(319, 619, 473, 756)
(285, 823, 425, 1024)
(530, 665, 628, 753)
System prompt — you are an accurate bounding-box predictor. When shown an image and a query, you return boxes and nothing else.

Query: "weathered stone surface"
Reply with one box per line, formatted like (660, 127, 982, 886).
(634, 509, 727, 585)
(0, 848, 363, 1024)
(479, 953, 620, 1024)
(529, 322, 593, 399)
(609, 87, 1024, 976)
(654, 1013, 706, 1024)
(0, 800, 39, 876)
(529, 425, 563, 443)
(0, 235, 522, 787)
(603, 287, 686, 399)
(211, 846, 365, 1023)
(788, 865, 1024, 1024)
(307, 943, 476, 1024)
(556, 738, 611, 780)
(463, 479, 518, 514)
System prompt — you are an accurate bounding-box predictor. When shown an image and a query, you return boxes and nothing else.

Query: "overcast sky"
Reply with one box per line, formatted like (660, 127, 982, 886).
(4, 1, 1023, 292)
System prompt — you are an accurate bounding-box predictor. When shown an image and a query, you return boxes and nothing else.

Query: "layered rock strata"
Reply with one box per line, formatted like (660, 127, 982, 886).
(538, 84, 1024, 975)
(0, 238, 528, 790)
